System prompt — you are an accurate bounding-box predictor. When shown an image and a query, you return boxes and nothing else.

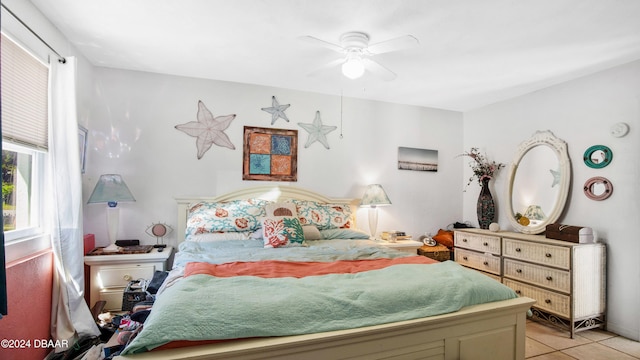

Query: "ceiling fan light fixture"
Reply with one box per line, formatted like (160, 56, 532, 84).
(342, 55, 365, 79)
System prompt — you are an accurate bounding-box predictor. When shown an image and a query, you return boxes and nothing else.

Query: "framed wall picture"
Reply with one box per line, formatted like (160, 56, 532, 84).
(398, 146, 438, 172)
(78, 125, 88, 173)
(243, 126, 298, 181)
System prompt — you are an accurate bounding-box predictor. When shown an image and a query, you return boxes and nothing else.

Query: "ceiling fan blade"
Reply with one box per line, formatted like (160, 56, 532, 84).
(307, 57, 345, 77)
(362, 58, 397, 81)
(298, 36, 345, 53)
(367, 35, 419, 55)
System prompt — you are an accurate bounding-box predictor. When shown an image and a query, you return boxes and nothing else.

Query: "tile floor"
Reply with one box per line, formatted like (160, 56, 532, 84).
(526, 320, 640, 359)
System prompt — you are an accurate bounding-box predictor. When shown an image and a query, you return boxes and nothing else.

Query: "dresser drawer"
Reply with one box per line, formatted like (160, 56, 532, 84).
(454, 248, 501, 275)
(454, 232, 501, 255)
(97, 263, 159, 288)
(503, 279, 569, 317)
(503, 258, 570, 293)
(502, 238, 570, 269)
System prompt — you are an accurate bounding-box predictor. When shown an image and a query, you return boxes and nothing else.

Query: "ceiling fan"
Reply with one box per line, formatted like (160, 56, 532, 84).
(300, 31, 419, 81)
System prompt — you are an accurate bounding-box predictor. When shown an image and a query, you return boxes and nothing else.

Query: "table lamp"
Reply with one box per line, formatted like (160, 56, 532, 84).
(523, 204, 546, 225)
(360, 184, 391, 239)
(87, 174, 136, 251)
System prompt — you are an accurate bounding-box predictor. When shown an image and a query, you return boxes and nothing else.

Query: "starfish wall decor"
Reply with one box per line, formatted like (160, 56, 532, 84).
(175, 100, 236, 159)
(298, 111, 337, 149)
(261, 96, 290, 125)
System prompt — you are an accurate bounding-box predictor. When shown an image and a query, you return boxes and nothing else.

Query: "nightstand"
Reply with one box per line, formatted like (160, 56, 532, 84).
(84, 247, 172, 311)
(375, 239, 423, 254)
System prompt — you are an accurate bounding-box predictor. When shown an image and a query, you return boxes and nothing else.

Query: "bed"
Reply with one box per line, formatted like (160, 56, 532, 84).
(115, 185, 534, 360)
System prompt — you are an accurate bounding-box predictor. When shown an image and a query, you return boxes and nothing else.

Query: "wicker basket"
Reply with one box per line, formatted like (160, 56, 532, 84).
(418, 244, 451, 261)
(122, 279, 148, 311)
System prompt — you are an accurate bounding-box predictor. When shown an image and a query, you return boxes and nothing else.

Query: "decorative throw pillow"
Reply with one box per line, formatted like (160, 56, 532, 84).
(290, 200, 353, 230)
(262, 216, 306, 248)
(186, 199, 270, 237)
(265, 202, 298, 217)
(432, 229, 454, 248)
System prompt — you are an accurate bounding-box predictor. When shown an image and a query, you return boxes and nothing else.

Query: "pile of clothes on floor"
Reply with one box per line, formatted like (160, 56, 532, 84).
(68, 270, 169, 360)
(103, 270, 168, 359)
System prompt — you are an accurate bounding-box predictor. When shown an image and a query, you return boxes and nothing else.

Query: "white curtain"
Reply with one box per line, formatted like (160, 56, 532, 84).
(48, 56, 100, 348)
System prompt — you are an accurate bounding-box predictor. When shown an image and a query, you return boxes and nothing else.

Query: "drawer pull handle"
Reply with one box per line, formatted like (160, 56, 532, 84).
(462, 238, 468, 242)
(516, 269, 522, 273)
(123, 274, 132, 282)
(483, 242, 489, 246)
(545, 299, 552, 304)
(545, 253, 552, 258)
(515, 290, 522, 295)
(483, 261, 489, 266)
(462, 256, 468, 261)
(515, 248, 521, 252)
(546, 276, 553, 281)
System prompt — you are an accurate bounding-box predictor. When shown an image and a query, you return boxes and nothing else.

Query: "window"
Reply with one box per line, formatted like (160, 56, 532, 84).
(2, 143, 45, 241)
(1, 32, 49, 245)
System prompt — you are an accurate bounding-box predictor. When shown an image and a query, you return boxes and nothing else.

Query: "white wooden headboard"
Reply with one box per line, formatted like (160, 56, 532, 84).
(175, 185, 360, 244)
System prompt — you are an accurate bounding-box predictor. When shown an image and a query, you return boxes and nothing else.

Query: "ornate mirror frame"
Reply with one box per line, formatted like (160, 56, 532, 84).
(505, 130, 571, 234)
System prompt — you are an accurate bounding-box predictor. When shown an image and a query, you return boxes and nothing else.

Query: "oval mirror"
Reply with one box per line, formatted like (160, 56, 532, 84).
(505, 130, 571, 234)
(583, 145, 612, 169)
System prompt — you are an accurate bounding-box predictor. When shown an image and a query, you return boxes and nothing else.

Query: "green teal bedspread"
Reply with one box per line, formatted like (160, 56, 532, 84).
(122, 260, 516, 354)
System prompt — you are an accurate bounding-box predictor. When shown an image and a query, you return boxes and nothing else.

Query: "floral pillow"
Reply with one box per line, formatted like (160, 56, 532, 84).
(290, 200, 353, 230)
(186, 199, 270, 237)
(262, 216, 306, 248)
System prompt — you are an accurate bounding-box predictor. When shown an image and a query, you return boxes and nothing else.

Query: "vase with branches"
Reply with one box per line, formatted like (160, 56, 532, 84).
(459, 148, 505, 229)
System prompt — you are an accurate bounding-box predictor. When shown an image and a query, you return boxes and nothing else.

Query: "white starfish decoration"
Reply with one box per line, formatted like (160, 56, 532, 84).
(549, 168, 561, 187)
(261, 96, 290, 125)
(298, 111, 337, 149)
(175, 100, 236, 159)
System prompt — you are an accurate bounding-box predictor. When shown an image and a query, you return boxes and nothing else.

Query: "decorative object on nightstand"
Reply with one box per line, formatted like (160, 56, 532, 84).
(360, 184, 391, 239)
(146, 222, 173, 248)
(87, 174, 136, 252)
(419, 233, 437, 246)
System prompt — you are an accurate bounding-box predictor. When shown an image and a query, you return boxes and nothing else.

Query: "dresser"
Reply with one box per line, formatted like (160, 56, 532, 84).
(84, 247, 173, 311)
(454, 229, 605, 338)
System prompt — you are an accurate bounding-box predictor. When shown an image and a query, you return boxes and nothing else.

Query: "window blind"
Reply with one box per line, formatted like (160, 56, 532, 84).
(1, 33, 49, 150)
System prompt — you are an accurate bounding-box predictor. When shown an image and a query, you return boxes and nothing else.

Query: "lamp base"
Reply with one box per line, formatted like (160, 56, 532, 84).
(102, 243, 121, 252)
(368, 207, 379, 240)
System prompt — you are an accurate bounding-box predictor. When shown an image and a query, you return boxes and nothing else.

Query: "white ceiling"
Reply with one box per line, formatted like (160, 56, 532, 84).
(31, 0, 640, 111)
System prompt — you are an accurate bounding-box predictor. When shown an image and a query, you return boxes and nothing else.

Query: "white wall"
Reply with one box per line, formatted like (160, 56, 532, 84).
(464, 60, 640, 341)
(82, 68, 463, 249)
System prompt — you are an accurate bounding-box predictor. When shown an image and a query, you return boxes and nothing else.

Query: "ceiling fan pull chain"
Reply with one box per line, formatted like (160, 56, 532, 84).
(339, 92, 344, 139)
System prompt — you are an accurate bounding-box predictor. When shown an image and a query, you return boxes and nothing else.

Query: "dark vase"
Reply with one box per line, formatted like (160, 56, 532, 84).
(476, 177, 495, 229)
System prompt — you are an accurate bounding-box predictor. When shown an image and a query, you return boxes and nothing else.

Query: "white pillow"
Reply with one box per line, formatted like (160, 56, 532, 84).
(187, 232, 252, 242)
(302, 225, 322, 240)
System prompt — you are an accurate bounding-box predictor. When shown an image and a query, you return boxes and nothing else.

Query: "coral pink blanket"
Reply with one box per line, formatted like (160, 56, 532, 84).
(184, 256, 437, 278)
